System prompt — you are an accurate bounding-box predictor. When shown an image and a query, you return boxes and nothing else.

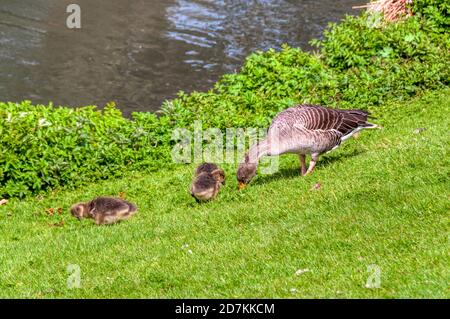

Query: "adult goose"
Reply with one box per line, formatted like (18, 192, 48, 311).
(236, 104, 377, 189)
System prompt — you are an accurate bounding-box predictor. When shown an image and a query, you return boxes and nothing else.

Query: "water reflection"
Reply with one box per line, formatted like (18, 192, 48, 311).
(0, 0, 362, 114)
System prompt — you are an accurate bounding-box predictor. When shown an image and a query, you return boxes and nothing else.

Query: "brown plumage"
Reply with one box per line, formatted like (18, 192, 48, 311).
(191, 163, 225, 202)
(70, 197, 138, 225)
(195, 162, 221, 176)
(237, 104, 377, 188)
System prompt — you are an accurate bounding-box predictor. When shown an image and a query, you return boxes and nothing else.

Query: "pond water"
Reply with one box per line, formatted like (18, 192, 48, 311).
(0, 0, 362, 114)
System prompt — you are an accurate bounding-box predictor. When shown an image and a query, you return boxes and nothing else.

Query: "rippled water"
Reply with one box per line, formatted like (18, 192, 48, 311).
(0, 0, 362, 114)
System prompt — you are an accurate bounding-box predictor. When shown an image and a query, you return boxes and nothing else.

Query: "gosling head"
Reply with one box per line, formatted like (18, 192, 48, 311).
(236, 157, 257, 190)
(211, 168, 226, 185)
(70, 203, 89, 220)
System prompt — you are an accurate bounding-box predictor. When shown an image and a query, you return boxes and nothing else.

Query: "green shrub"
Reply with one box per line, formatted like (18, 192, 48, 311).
(412, 0, 450, 32)
(0, 102, 172, 197)
(1, 3, 448, 197)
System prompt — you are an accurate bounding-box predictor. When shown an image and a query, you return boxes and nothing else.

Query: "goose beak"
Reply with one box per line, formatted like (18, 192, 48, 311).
(238, 182, 246, 190)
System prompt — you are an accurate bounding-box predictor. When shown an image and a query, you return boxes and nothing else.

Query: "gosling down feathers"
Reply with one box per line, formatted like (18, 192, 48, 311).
(190, 163, 225, 202)
(70, 197, 138, 225)
(237, 104, 377, 188)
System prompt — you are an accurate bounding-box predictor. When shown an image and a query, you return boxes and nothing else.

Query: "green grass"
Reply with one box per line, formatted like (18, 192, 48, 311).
(0, 89, 448, 298)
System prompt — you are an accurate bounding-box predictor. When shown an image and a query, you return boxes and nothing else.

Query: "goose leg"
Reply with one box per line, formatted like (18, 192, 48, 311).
(305, 154, 319, 175)
(299, 154, 307, 176)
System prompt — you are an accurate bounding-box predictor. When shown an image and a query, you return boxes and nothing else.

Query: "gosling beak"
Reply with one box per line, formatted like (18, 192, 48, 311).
(238, 182, 246, 190)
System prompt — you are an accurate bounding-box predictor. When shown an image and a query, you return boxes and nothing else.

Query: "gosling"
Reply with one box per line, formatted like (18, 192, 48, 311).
(70, 197, 137, 225)
(195, 162, 221, 176)
(190, 163, 225, 202)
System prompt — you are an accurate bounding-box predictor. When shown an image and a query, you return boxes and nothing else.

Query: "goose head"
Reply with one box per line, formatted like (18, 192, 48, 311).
(70, 203, 89, 220)
(236, 157, 257, 190)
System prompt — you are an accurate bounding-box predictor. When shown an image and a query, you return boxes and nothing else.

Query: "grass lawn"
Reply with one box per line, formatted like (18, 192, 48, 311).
(0, 89, 448, 298)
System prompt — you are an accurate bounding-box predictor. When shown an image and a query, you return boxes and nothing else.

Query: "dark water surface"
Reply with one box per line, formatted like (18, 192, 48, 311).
(0, 0, 362, 114)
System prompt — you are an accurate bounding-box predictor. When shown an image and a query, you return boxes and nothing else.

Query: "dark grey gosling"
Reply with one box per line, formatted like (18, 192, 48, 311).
(70, 197, 137, 225)
(190, 163, 225, 202)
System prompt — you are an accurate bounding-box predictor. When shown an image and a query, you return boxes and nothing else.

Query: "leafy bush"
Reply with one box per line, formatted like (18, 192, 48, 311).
(412, 0, 450, 32)
(1, 3, 448, 197)
(0, 102, 172, 197)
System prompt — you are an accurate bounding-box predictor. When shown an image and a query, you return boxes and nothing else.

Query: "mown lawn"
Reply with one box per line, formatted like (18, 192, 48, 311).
(0, 89, 448, 298)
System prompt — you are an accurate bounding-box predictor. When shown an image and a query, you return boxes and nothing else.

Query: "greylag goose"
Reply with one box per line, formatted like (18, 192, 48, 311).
(191, 163, 225, 202)
(70, 197, 138, 225)
(237, 104, 377, 189)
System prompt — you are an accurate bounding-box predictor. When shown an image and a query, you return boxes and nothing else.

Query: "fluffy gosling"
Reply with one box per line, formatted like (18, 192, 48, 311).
(70, 197, 137, 225)
(190, 163, 225, 202)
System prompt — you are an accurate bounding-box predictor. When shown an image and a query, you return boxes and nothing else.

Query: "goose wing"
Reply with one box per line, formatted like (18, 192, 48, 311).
(298, 105, 372, 134)
(272, 105, 372, 136)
